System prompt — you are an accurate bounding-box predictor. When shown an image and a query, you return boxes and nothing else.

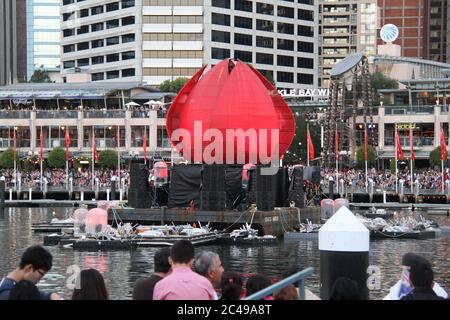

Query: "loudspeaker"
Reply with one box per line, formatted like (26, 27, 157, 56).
(128, 189, 153, 208)
(256, 191, 274, 211)
(292, 166, 304, 191)
(202, 165, 226, 191)
(201, 191, 226, 210)
(311, 166, 321, 184)
(288, 190, 305, 208)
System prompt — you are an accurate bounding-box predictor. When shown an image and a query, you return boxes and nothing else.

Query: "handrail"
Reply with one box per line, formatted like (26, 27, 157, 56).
(244, 267, 314, 300)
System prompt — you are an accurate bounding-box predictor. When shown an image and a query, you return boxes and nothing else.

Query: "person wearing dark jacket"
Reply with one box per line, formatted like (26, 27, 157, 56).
(401, 255, 447, 300)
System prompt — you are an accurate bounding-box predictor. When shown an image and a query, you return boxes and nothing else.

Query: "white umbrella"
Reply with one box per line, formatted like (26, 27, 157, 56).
(144, 100, 157, 105)
(125, 101, 140, 107)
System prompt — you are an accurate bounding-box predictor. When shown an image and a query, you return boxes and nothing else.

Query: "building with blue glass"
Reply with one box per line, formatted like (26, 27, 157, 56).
(27, 0, 61, 81)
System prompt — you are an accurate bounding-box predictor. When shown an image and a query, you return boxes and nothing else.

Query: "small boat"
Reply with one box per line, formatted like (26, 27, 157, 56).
(218, 223, 277, 245)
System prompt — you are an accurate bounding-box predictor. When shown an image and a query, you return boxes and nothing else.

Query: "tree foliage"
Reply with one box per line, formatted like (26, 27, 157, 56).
(98, 149, 118, 169)
(159, 77, 189, 93)
(371, 72, 399, 105)
(429, 146, 448, 168)
(0, 148, 14, 169)
(355, 145, 377, 168)
(48, 147, 66, 168)
(29, 69, 52, 83)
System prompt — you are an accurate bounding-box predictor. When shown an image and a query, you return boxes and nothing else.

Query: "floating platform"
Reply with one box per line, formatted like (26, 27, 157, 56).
(31, 223, 74, 233)
(216, 235, 278, 245)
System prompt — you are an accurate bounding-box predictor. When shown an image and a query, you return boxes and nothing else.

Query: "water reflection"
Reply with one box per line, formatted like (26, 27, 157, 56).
(0, 207, 449, 300)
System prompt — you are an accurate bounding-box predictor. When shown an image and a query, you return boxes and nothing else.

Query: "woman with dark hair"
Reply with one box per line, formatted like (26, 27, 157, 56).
(72, 269, 108, 300)
(329, 277, 359, 300)
(220, 272, 243, 300)
(245, 274, 273, 300)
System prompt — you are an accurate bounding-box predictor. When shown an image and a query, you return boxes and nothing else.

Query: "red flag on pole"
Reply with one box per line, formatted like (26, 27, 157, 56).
(40, 127, 44, 162)
(65, 129, 70, 161)
(364, 126, 368, 161)
(441, 128, 447, 160)
(409, 127, 414, 161)
(143, 129, 147, 163)
(93, 132, 99, 161)
(13, 128, 16, 161)
(116, 126, 120, 149)
(395, 127, 404, 160)
(307, 127, 314, 161)
(335, 126, 339, 160)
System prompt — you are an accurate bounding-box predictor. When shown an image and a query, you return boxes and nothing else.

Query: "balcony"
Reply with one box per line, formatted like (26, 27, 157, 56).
(83, 138, 119, 148)
(0, 110, 30, 119)
(384, 105, 434, 115)
(36, 110, 78, 119)
(83, 110, 125, 118)
(384, 136, 434, 147)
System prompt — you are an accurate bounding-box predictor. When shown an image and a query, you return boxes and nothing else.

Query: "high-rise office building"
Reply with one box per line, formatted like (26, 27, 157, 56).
(319, 0, 377, 87)
(60, 0, 318, 90)
(423, 0, 447, 62)
(0, 0, 27, 85)
(26, 0, 61, 81)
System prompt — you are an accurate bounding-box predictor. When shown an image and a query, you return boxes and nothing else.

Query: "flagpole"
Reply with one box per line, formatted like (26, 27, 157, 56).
(307, 123, 310, 167)
(117, 125, 120, 180)
(410, 126, 413, 194)
(13, 127, 16, 191)
(335, 124, 338, 194)
(442, 159, 445, 194)
(364, 126, 368, 192)
(40, 126, 43, 191)
(395, 126, 398, 193)
(92, 126, 95, 190)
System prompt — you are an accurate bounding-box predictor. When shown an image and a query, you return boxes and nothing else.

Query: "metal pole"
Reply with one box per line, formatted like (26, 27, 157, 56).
(410, 158, 413, 193)
(335, 158, 338, 194)
(66, 160, 69, 191)
(92, 126, 95, 190)
(14, 159, 16, 191)
(307, 123, 310, 167)
(321, 126, 324, 149)
(395, 127, 398, 193)
(442, 159, 445, 194)
(365, 160, 368, 193)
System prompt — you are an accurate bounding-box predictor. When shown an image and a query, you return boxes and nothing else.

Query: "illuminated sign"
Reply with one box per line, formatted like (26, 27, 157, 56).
(395, 123, 418, 130)
(278, 88, 330, 97)
(380, 24, 399, 43)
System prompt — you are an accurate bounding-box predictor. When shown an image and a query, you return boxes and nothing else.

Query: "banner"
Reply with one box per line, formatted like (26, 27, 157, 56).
(40, 127, 44, 162)
(65, 129, 70, 161)
(441, 128, 447, 161)
(364, 126, 368, 161)
(395, 127, 404, 160)
(307, 127, 314, 161)
(409, 127, 414, 161)
(335, 126, 338, 161)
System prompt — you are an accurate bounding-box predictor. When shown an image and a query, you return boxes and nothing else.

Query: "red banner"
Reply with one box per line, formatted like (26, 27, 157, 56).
(441, 128, 447, 161)
(143, 130, 147, 162)
(307, 127, 314, 161)
(93, 132, 99, 162)
(13, 129, 16, 161)
(364, 126, 368, 161)
(40, 127, 43, 162)
(65, 130, 70, 161)
(335, 126, 339, 161)
(409, 127, 414, 161)
(395, 127, 404, 160)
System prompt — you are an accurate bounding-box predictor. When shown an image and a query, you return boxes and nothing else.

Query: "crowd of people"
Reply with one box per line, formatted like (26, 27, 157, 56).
(0, 244, 447, 300)
(0, 168, 130, 189)
(320, 167, 450, 191)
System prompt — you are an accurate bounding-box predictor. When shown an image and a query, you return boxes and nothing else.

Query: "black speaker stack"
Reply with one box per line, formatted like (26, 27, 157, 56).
(200, 165, 227, 211)
(128, 162, 153, 208)
(289, 166, 305, 208)
(254, 166, 277, 211)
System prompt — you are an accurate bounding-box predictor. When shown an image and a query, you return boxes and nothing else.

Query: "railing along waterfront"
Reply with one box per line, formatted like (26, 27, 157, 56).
(245, 267, 314, 300)
(0, 110, 30, 119)
(83, 110, 125, 118)
(36, 110, 78, 118)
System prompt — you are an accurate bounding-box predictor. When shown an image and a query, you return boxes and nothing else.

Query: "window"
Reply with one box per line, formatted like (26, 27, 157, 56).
(298, 41, 314, 53)
(63, 0, 74, 4)
(80, 9, 89, 18)
(91, 56, 104, 65)
(212, 13, 230, 26)
(212, 0, 230, 9)
(63, 60, 75, 69)
(298, 73, 313, 84)
(234, 50, 252, 62)
(298, 0, 314, 5)
(278, 22, 294, 35)
(106, 36, 120, 46)
(277, 55, 294, 67)
(106, 70, 120, 79)
(92, 72, 104, 81)
(91, 23, 104, 32)
(121, 0, 135, 8)
(122, 68, 135, 77)
(77, 25, 89, 35)
(298, 9, 314, 21)
(91, 39, 104, 48)
(91, 6, 104, 15)
(78, 58, 89, 67)
(234, 33, 252, 46)
(256, 53, 273, 65)
(63, 12, 74, 21)
(106, 2, 119, 12)
(63, 44, 75, 53)
(106, 19, 119, 29)
(106, 53, 120, 63)
(235, 0, 252, 12)
(298, 57, 314, 69)
(122, 34, 135, 43)
(63, 29, 74, 37)
(256, 3, 273, 15)
(277, 71, 293, 83)
(258, 69, 273, 81)
(122, 16, 135, 26)
(122, 51, 135, 60)
(298, 25, 314, 37)
(278, 6, 294, 18)
(77, 42, 89, 51)
(212, 30, 230, 43)
(235, 16, 252, 29)
(277, 39, 294, 51)
(212, 47, 230, 59)
(256, 20, 273, 32)
(256, 36, 273, 48)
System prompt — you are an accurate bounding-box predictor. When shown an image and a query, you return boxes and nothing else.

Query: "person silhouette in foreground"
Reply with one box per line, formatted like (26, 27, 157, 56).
(400, 256, 447, 300)
(385, 252, 447, 300)
(0, 245, 61, 300)
(329, 277, 360, 300)
(9, 280, 41, 300)
(72, 268, 108, 300)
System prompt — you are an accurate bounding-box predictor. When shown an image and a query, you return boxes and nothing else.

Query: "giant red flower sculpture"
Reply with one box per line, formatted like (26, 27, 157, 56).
(166, 58, 295, 164)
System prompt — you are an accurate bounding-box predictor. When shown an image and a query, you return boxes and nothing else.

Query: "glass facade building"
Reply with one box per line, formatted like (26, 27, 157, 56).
(26, 0, 61, 80)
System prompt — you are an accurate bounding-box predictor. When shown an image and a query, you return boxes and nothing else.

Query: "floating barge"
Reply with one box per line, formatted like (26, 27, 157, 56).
(31, 223, 74, 233)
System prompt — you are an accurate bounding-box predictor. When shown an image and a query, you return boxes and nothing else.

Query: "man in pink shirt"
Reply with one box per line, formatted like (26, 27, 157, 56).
(153, 240, 217, 300)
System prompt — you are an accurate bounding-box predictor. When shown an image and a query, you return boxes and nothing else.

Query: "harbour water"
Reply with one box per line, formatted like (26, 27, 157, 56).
(0, 207, 449, 300)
